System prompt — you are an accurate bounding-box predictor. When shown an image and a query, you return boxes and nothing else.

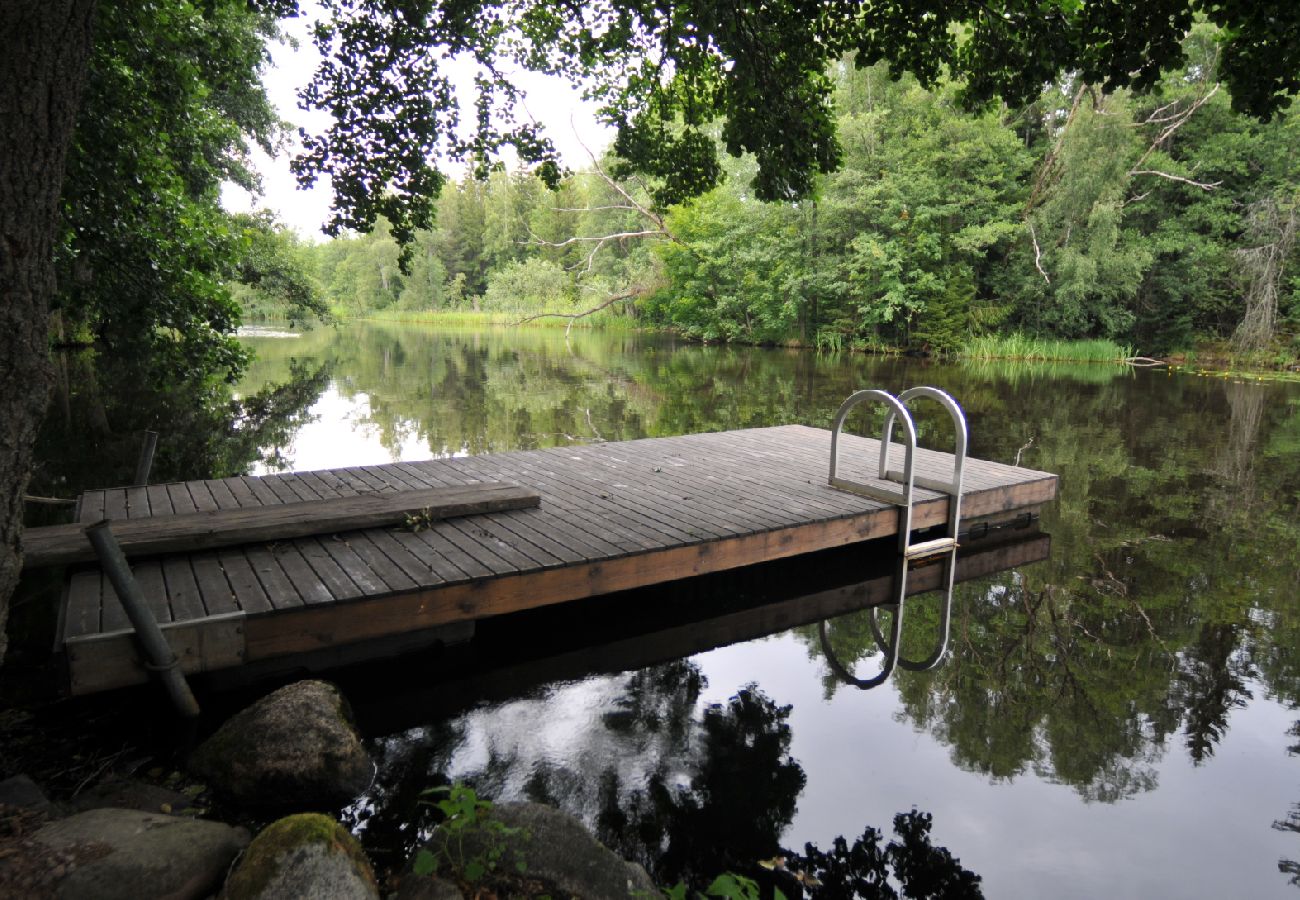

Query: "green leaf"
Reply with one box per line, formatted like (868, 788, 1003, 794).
(464, 859, 487, 883)
(412, 849, 439, 877)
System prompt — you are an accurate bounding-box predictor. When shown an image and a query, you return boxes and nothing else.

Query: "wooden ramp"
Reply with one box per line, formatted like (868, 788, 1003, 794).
(54, 425, 1057, 695)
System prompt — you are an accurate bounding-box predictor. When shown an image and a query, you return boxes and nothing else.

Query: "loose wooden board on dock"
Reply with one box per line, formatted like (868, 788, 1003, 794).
(26, 483, 540, 568)
(55, 425, 1058, 695)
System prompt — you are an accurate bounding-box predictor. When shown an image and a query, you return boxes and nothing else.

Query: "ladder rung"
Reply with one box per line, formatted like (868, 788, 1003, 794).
(828, 477, 908, 506)
(884, 469, 959, 495)
(904, 537, 958, 560)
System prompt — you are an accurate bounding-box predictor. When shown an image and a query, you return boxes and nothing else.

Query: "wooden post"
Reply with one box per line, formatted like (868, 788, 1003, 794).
(83, 520, 200, 717)
(133, 430, 158, 487)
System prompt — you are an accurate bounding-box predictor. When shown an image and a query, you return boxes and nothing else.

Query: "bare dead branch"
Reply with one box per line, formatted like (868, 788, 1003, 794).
(1132, 97, 1182, 125)
(527, 229, 667, 249)
(1028, 221, 1051, 285)
(1129, 82, 1221, 173)
(1013, 435, 1035, 467)
(574, 126, 668, 232)
(550, 204, 641, 212)
(516, 286, 646, 337)
(1233, 197, 1299, 351)
(584, 407, 604, 442)
(1025, 82, 1087, 215)
(1127, 169, 1221, 191)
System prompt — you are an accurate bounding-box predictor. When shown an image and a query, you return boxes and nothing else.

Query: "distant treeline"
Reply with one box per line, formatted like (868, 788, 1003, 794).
(254, 30, 1299, 360)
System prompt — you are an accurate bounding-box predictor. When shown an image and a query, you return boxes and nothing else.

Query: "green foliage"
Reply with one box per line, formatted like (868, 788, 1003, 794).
(776, 811, 983, 900)
(702, 873, 766, 900)
(29, 350, 330, 501)
(412, 784, 527, 886)
(292, 0, 1300, 262)
(272, 27, 1299, 364)
(483, 259, 576, 313)
(55, 0, 286, 382)
(228, 212, 330, 325)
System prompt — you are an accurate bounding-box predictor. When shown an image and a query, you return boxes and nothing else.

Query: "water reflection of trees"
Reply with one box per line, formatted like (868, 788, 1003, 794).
(594, 679, 805, 887)
(355, 659, 984, 896)
(30, 350, 331, 505)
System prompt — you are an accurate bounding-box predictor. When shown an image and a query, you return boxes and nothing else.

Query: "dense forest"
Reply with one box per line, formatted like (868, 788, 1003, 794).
(250, 28, 1300, 362)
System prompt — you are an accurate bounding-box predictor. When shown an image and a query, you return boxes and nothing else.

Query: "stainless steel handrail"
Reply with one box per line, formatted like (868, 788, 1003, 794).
(828, 389, 917, 553)
(879, 386, 968, 540)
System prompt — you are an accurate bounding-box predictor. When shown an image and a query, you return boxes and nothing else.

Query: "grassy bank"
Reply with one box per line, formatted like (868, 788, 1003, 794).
(345, 308, 641, 330)
(959, 334, 1135, 363)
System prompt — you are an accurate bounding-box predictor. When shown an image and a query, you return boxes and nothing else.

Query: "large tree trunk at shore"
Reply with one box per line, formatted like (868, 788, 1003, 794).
(0, 0, 98, 664)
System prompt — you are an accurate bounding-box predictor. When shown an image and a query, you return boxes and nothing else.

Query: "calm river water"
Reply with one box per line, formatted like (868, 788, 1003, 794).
(234, 321, 1300, 898)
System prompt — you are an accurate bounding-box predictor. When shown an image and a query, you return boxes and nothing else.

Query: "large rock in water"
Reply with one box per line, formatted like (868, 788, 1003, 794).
(399, 802, 656, 900)
(28, 807, 248, 900)
(189, 680, 373, 811)
(223, 813, 378, 900)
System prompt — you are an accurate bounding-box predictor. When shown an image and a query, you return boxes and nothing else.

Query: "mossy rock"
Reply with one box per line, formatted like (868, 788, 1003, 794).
(223, 813, 377, 900)
(190, 680, 372, 812)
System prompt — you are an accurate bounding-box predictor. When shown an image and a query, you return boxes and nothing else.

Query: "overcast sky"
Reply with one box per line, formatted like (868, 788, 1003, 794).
(222, 11, 614, 239)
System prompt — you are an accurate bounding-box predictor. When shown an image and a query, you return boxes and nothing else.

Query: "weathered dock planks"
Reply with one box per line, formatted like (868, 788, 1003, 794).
(55, 425, 1058, 694)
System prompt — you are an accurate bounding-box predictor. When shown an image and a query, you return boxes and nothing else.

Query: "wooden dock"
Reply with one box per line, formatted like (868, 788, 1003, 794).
(52, 425, 1057, 695)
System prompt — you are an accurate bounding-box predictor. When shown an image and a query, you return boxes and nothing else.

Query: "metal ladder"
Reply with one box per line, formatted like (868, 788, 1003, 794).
(817, 554, 957, 690)
(821, 386, 968, 687)
(828, 385, 968, 556)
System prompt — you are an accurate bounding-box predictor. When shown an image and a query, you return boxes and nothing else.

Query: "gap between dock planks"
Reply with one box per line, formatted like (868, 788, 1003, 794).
(25, 483, 540, 568)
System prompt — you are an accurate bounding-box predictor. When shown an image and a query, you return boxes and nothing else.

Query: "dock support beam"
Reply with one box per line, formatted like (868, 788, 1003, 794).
(133, 430, 158, 487)
(84, 520, 200, 717)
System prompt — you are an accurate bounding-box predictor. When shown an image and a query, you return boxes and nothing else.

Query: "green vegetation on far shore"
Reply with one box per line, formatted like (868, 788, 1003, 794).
(246, 33, 1298, 373)
(958, 335, 1136, 364)
(352, 308, 641, 331)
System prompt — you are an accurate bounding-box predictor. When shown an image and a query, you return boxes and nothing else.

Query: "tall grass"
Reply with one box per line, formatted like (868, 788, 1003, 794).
(959, 333, 1135, 363)
(812, 328, 904, 355)
(958, 357, 1130, 385)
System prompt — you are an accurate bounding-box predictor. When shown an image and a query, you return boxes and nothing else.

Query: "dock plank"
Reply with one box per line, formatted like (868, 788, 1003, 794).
(537, 446, 759, 538)
(412, 460, 622, 559)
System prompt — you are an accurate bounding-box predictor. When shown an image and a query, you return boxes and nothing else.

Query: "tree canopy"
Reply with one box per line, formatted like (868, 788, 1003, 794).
(293, 0, 1300, 255)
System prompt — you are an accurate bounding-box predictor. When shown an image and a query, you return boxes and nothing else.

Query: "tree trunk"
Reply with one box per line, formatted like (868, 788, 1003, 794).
(0, 0, 98, 664)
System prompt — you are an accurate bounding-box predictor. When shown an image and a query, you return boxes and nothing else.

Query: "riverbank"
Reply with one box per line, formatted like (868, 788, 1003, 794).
(247, 311, 1300, 379)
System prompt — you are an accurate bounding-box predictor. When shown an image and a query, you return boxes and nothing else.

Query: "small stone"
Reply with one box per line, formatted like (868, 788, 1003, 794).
(0, 774, 54, 815)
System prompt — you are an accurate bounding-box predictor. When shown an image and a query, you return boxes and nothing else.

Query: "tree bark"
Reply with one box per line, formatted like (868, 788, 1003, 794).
(0, 0, 98, 664)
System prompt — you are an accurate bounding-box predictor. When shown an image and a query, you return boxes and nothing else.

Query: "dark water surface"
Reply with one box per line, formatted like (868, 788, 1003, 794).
(232, 322, 1300, 898)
